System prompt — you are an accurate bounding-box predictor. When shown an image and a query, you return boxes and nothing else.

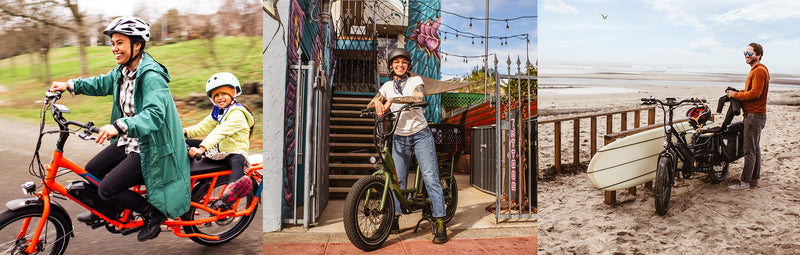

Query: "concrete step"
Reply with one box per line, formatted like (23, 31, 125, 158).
(329, 152, 377, 159)
(329, 174, 370, 180)
(329, 163, 375, 169)
(331, 103, 365, 110)
(331, 109, 363, 117)
(331, 117, 374, 125)
(332, 96, 373, 105)
(329, 134, 374, 141)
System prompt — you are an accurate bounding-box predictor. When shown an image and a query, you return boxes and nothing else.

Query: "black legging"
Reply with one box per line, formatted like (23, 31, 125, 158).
(84, 141, 148, 212)
(186, 139, 246, 182)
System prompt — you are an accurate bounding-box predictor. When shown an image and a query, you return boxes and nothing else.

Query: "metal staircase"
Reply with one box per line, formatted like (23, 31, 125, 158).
(328, 92, 379, 194)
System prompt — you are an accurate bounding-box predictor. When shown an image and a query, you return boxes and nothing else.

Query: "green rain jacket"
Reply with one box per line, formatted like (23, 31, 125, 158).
(72, 53, 191, 218)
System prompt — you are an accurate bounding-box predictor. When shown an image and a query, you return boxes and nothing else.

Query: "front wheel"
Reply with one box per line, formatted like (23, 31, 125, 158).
(0, 206, 71, 255)
(706, 161, 729, 184)
(654, 154, 674, 216)
(343, 175, 394, 251)
(182, 176, 259, 246)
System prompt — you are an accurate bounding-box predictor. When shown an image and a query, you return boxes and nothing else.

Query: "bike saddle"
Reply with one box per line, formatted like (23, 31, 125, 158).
(189, 158, 230, 175)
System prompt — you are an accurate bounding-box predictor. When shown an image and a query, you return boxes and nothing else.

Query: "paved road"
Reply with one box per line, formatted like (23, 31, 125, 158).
(0, 117, 262, 254)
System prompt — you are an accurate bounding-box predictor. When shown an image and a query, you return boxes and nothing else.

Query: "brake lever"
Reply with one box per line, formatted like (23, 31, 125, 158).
(78, 121, 97, 140)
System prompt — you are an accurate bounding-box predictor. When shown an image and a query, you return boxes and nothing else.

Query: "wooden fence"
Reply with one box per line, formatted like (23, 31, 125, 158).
(538, 107, 656, 173)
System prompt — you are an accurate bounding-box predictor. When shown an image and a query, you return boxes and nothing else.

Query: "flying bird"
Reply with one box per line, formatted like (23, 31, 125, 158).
(600, 13, 608, 20)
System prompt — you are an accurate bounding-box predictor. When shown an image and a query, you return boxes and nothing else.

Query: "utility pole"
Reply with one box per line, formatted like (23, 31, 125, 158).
(484, 0, 489, 101)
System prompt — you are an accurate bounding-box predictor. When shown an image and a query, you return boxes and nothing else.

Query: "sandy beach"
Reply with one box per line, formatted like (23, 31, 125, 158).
(535, 74, 800, 254)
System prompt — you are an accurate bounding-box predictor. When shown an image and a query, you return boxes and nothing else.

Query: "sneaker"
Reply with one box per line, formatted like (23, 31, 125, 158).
(77, 211, 99, 223)
(431, 217, 448, 244)
(750, 179, 759, 188)
(390, 215, 400, 234)
(220, 176, 253, 204)
(727, 181, 750, 191)
(137, 205, 166, 242)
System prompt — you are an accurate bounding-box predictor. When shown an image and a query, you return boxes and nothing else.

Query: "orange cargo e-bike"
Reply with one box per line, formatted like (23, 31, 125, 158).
(0, 91, 262, 254)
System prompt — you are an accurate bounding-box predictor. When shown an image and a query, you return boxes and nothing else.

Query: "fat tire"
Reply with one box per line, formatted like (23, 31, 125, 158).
(343, 175, 394, 251)
(654, 155, 674, 216)
(0, 206, 71, 255)
(182, 176, 258, 246)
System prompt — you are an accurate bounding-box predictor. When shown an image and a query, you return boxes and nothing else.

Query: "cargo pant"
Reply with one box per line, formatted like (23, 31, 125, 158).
(740, 113, 766, 183)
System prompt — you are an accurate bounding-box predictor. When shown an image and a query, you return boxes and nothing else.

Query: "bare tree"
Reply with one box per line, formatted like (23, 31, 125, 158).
(0, 0, 91, 76)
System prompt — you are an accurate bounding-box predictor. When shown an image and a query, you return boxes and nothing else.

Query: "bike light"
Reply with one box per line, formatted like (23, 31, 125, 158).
(662, 139, 669, 148)
(369, 156, 378, 164)
(21, 181, 36, 195)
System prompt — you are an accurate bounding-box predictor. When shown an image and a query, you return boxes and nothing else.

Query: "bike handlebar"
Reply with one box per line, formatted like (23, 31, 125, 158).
(641, 97, 706, 107)
(45, 90, 100, 134)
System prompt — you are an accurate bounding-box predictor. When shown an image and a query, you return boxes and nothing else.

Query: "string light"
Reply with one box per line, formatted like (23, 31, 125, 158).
(506, 20, 509, 31)
(469, 18, 473, 29)
(480, 39, 483, 46)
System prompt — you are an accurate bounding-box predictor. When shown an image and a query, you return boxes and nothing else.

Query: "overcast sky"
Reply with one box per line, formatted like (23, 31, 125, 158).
(539, 0, 800, 75)
(439, 0, 538, 80)
(77, 0, 225, 20)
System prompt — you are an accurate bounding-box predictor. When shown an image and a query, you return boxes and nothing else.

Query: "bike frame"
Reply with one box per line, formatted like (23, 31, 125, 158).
(361, 104, 454, 215)
(17, 94, 263, 253)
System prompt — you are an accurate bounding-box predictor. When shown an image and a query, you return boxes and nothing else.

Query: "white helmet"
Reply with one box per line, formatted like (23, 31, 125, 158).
(104, 16, 151, 42)
(205, 72, 242, 98)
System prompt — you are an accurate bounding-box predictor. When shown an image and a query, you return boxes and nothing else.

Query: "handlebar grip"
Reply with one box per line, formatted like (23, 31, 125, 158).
(89, 126, 100, 134)
(410, 101, 429, 108)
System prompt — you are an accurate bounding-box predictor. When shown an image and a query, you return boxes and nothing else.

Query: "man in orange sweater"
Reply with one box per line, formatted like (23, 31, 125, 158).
(728, 42, 769, 190)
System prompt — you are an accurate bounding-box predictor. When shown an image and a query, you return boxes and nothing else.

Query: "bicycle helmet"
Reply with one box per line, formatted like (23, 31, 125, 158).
(104, 16, 151, 42)
(205, 72, 242, 98)
(388, 48, 411, 63)
(686, 105, 711, 128)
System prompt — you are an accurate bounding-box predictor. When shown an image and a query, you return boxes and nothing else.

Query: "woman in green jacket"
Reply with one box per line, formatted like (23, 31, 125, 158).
(48, 16, 190, 242)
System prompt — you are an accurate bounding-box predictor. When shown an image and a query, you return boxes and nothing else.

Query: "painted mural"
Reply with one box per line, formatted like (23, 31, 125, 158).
(406, 0, 442, 123)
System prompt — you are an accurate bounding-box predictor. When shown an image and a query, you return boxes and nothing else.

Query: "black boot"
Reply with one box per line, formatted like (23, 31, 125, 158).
(77, 211, 99, 223)
(432, 217, 448, 244)
(137, 205, 166, 242)
(390, 215, 400, 234)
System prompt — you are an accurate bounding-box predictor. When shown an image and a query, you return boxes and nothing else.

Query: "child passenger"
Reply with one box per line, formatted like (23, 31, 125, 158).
(184, 72, 255, 206)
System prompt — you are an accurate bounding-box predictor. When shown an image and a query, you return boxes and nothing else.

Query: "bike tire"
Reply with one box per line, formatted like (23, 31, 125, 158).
(182, 176, 259, 246)
(654, 155, 674, 216)
(0, 206, 71, 255)
(441, 172, 458, 224)
(343, 175, 394, 251)
(707, 161, 729, 184)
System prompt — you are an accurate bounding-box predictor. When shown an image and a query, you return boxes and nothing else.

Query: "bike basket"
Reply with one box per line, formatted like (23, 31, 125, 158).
(429, 124, 465, 153)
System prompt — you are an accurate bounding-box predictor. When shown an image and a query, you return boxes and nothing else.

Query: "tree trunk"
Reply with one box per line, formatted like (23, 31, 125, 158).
(66, 0, 89, 76)
(41, 47, 52, 85)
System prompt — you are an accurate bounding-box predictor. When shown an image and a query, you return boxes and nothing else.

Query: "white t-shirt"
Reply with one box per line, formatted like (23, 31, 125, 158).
(378, 76, 427, 136)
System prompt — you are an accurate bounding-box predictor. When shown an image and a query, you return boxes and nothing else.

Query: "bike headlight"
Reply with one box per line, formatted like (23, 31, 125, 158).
(662, 139, 669, 149)
(369, 156, 378, 164)
(21, 181, 36, 195)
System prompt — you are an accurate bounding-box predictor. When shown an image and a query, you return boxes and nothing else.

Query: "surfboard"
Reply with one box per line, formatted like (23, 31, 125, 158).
(586, 121, 705, 191)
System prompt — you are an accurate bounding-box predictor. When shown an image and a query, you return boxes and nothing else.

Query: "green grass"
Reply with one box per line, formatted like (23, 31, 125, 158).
(0, 37, 263, 149)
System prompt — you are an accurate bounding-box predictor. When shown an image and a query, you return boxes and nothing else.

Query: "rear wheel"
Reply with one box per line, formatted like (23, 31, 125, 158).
(343, 175, 394, 251)
(0, 206, 71, 255)
(707, 161, 729, 184)
(182, 176, 258, 246)
(654, 155, 674, 216)
(440, 172, 458, 223)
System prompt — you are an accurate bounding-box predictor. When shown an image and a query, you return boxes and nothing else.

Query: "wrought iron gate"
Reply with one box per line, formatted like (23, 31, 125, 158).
(332, 0, 377, 92)
(492, 55, 537, 220)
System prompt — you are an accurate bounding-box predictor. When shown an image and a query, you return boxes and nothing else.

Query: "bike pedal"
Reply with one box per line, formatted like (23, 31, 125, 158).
(88, 220, 106, 229)
(120, 226, 142, 236)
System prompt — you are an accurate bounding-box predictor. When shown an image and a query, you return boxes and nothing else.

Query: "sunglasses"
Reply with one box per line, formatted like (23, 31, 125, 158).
(743, 51, 755, 57)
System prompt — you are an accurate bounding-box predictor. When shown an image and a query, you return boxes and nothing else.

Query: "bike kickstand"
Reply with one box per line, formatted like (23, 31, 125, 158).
(413, 218, 429, 233)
